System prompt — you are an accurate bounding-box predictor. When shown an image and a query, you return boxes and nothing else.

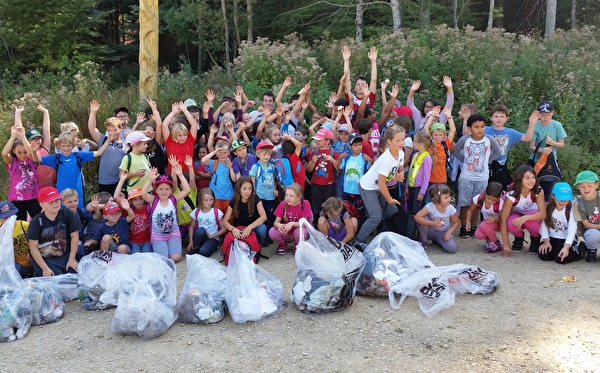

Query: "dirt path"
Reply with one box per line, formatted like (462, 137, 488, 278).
(3, 236, 599, 372)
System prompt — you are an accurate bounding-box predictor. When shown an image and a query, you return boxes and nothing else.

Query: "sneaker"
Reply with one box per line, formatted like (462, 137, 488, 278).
(512, 237, 524, 251)
(576, 242, 588, 259)
(484, 241, 497, 253)
(586, 249, 597, 263)
(354, 242, 368, 252)
(420, 242, 428, 250)
(468, 226, 477, 237)
(459, 226, 469, 238)
(529, 236, 541, 254)
(276, 243, 287, 255)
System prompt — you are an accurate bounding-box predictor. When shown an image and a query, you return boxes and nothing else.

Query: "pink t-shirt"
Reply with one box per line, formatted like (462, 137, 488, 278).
(274, 199, 313, 225)
(8, 158, 39, 201)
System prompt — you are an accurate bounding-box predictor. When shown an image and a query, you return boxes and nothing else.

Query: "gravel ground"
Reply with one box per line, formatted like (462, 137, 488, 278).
(3, 235, 600, 373)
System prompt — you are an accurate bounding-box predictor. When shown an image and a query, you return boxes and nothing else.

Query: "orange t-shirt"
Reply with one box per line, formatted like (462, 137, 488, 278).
(429, 138, 453, 183)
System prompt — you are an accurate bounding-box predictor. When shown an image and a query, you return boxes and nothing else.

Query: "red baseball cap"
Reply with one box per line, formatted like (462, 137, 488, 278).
(392, 105, 413, 118)
(38, 187, 62, 203)
(256, 141, 274, 151)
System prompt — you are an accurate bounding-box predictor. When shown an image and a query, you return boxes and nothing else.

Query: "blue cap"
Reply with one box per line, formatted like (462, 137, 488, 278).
(552, 182, 573, 201)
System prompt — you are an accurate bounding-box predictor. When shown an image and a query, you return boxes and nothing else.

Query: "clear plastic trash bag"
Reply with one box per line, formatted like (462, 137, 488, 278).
(357, 232, 433, 297)
(109, 253, 177, 339)
(77, 251, 125, 310)
(178, 255, 228, 324)
(28, 273, 79, 301)
(291, 218, 366, 313)
(24, 281, 64, 325)
(0, 216, 32, 341)
(226, 239, 286, 323)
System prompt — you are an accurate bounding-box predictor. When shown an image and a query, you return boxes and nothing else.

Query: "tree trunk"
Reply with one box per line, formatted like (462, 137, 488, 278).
(247, 0, 253, 43)
(545, 0, 557, 36)
(452, 0, 458, 28)
(487, 0, 495, 30)
(420, 0, 430, 28)
(355, 0, 364, 42)
(571, 0, 577, 29)
(221, 0, 231, 72)
(233, 0, 241, 49)
(390, 0, 402, 32)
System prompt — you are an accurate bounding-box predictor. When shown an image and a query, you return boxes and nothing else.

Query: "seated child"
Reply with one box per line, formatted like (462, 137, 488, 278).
(85, 199, 134, 254)
(573, 170, 600, 263)
(539, 182, 581, 264)
(414, 184, 461, 253)
(27, 187, 82, 277)
(188, 188, 226, 257)
(0, 201, 34, 278)
(465, 182, 504, 253)
(317, 197, 357, 244)
(269, 183, 313, 255)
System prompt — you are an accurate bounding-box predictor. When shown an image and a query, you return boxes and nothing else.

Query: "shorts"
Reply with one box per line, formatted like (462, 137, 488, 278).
(457, 178, 487, 207)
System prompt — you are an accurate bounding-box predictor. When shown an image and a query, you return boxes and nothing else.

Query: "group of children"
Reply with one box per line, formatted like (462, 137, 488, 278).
(4, 46, 596, 279)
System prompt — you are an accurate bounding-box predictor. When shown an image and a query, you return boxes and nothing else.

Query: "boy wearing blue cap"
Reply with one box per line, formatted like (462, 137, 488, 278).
(573, 170, 600, 262)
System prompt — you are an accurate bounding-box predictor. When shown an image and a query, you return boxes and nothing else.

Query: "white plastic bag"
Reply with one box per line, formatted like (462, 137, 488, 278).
(0, 216, 32, 341)
(445, 264, 499, 295)
(226, 239, 286, 323)
(109, 253, 177, 339)
(77, 251, 125, 310)
(178, 255, 228, 324)
(24, 281, 64, 325)
(28, 273, 79, 301)
(291, 218, 366, 313)
(357, 232, 433, 297)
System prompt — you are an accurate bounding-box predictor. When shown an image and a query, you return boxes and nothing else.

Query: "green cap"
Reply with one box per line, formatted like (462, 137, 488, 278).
(574, 170, 599, 185)
(430, 123, 446, 133)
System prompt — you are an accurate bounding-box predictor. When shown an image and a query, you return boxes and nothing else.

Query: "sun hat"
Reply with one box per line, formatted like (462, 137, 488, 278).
(103, 202, 121, 215)
(38, 187, 62, 203)
(127, 187, 143, 200)
(26, 129, 43, 140)
(0, 201, 18, 219)
(574, 170, 599, 185)
(312, 128, 333, 141)
(154, 174, 173, 187)
(124, 131, 151, 152)
(551, 182, 573, 201)
(338, 124, 350, 133)
(430, 123, 446, 133)
(231, 139, 247, 152)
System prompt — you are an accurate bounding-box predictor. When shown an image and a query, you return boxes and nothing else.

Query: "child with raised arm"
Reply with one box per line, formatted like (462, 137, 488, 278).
(538, 182, 581, 264)
(2, 122, 42, 220)
(119, 131, 152, 192)
(407, 76, 454, 133)
(141, 164, 190, 263)
(161, 101, 199, 174)
(573, 170, 600, 263)
(415, 184, 461, 252)
(85, 198, 134, 254)
(424, 106, 456, 187)
(465, 181, 504, 253)
(201, 141, 235, 214)
(18, 104, 54, 188)
(306, 128, 340, 224)
(500, 165, 546, 257)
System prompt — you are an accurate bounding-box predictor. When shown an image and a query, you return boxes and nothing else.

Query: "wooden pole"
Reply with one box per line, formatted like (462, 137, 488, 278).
(139, 0, 159, 103)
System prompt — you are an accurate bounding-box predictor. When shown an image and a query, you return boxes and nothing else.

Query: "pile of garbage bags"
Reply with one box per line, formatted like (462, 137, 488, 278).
(358, 232, 499, 317)
(291, 219, 366, 313)
(78, 251, 178, 339)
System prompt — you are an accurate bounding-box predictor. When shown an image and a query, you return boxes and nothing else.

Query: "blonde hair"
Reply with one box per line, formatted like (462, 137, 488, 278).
(104, 117, 121, 129)
(170, 123, 188, 136)
(57, 131, 76, 145)
(60, 122, 79, 133)
(322, 196, 343, 217)
(60, 188, 78, 199)
(286, 183, 303, 199)
(222, 113, 235, 125)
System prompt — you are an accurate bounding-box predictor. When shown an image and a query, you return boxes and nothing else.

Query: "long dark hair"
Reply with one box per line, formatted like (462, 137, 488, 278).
(510, 165, 540, 197)
(233, 176, 255, 219)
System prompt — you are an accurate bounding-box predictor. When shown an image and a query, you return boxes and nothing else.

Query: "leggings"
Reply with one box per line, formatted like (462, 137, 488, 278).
(507, 210, 541, 238)
(474, 220, 501, 242)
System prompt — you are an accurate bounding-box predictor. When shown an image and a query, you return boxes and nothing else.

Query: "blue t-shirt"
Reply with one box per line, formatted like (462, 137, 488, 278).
(93, 217, 130, 246)
(41, 152, 95, 208)
(341, 154, 368, 194)
(250, 162, 276, 201)
(484, 126, 523, 165)
(207, 159, 234, 200)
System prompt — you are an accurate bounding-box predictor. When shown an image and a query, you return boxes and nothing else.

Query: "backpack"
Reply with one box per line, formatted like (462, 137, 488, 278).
(149, 195, 178, 216)
(510, 190, 536, 206)
(489, 160, 512, 190)
(440, 140, 454, 178)
(192, 207, 221, 231)
(475, 192, 503, 214)
(342, 200, 360, 220)
(221, 229, 263, 266)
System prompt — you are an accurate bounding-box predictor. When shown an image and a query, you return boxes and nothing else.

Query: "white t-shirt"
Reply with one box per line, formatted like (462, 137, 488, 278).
(540, 206, 576, 242)
(360, 148, 404, 191)
(190, 207, 224, 238)
(507, 191, 538, 215)
(471, 194, 504, 220)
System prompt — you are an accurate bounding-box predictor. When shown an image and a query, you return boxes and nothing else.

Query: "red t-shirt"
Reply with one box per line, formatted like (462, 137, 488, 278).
(310, 148, 339, 186)
(287, 152, 306, 188)
(129, 207, 151, 244)
(361, 140, 375, 160)
(165, 134, 196, 174)
(345, 91, 376, 112)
